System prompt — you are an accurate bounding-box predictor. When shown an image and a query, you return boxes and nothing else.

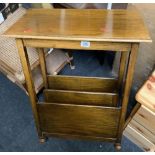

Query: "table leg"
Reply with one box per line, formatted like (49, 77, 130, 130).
(16, 39, 45, 142)
(118, 52, 128, 91)
(37, 48, 48, 89)
(115, 52, 128, 106)
(115, 43, 139, 150)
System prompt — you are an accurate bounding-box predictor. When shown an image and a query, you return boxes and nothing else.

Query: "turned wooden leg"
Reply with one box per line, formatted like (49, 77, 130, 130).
(114, 143, 121, 151)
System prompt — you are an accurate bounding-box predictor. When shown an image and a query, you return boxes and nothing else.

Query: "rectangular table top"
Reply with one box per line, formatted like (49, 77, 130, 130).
(3, 8, 151, 43)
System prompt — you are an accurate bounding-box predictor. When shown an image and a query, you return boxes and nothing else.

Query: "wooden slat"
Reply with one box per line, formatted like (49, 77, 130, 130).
(133, 106, 155, 135)
(23, 39, 131, 51)
(124, 125, 155, 152)
(118, 52, 128, 92)
(47, 75, 118, 93)
(37, 103, 121, 138)
(37, 48, 48, 88)
(44, 89, 118, 106)
(130, 119, 155, 145)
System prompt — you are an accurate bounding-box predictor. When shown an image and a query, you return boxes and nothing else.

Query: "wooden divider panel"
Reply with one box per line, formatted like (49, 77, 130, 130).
(44, 89, 118, 106)
(37, 103, 121, 139)
(47, 75, 118, 93)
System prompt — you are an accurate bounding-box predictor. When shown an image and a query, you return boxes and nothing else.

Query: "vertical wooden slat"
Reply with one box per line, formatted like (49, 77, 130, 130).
(117, 43, 139, 145)
(113, 52, 128, 106)
(16, 39, 42, 138)
(38, 48, 48, 88)
(118, 52, 128, 91)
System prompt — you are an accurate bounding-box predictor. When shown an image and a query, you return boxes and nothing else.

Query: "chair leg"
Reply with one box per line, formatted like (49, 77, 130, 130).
(66, 50, 75, 70)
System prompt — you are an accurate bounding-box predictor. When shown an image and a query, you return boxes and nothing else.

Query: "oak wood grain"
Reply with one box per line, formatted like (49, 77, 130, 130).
(23, 39, 131, 51)
(47, 75, 118, 93)
(37, 102, 121, 138)
(3, 9, 151, 42)
(44, 89, 118, 106)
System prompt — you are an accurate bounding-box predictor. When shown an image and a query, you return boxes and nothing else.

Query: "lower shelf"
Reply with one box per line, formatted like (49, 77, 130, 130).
(37, 102, 121, 140)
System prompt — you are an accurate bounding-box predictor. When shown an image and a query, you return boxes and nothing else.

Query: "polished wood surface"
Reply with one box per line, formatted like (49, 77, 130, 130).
(47, 75, 118, 92)
(44, 89, 118, 106)
(37, 103, 121, 138)
(3, 9, 151, 42)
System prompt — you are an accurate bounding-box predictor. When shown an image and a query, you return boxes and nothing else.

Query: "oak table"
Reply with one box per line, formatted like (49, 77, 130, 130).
(2, 8, 151, 150)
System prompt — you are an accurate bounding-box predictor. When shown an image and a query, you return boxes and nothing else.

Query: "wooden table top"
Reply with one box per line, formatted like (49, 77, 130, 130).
(3, 8, 151, 42)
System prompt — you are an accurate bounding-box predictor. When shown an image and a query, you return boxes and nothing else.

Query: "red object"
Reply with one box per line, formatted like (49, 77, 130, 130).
(24, 28, 32, 33)
(147, 82, 152, 90)
(149, 75, 155, 83)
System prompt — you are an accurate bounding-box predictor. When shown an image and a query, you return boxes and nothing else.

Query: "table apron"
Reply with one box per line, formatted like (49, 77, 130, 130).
(23, 39, 131, 52)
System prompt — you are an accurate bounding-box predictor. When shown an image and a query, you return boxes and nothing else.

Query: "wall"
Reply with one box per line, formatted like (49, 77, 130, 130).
(132, 4, 155, 90)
